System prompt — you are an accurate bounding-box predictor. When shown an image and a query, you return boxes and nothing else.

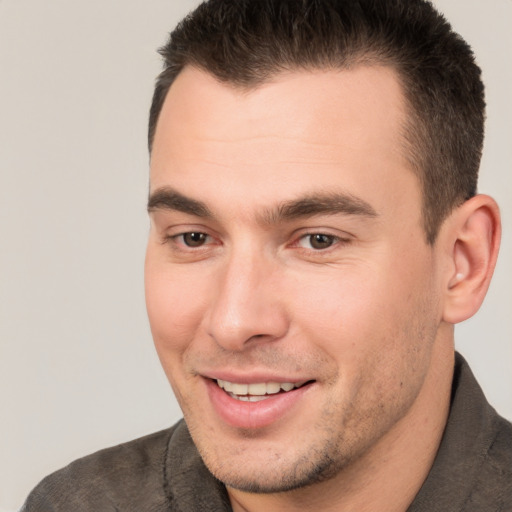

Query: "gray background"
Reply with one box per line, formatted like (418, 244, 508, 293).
(0, 1, 510, 509)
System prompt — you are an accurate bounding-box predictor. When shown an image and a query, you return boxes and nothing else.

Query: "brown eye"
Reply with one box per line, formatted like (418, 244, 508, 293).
(182, 232, 208, 247)
(301, 234, 336, 250)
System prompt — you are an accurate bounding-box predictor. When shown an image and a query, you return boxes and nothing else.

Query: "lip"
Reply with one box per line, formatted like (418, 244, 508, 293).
(202, 369, 314, 385)
(205, 377, 314, 429)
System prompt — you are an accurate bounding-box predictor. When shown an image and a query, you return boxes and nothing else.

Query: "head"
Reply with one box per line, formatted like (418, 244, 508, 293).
(144, 0, 500, 506)
(149, 0, 486, 245)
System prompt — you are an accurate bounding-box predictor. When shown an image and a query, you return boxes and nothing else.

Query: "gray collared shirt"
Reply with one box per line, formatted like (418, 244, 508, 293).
(22, 353, 512, 511)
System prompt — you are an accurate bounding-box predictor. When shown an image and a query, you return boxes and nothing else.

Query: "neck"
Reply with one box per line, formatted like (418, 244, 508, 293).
(229, 335, 454, 512)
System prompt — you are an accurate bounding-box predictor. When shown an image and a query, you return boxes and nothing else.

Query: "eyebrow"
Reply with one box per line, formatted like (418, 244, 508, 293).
(147, 187, 213, 218)
(147, 187, 378, 223)
(261, 192, 378, 224)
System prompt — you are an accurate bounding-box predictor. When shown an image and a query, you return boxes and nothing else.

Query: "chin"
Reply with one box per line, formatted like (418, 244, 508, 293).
(189, 422, 351, 494)
(218, 460, 343, 494)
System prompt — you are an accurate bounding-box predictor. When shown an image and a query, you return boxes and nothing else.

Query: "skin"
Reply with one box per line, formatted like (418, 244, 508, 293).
(145, 66, 500, 511)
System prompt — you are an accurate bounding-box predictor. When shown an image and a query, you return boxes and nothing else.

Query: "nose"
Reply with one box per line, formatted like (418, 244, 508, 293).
(205, 248, 289, 351)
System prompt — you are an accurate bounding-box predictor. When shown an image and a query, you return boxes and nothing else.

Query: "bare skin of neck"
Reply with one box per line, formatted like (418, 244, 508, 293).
(228, 333, 454, 512)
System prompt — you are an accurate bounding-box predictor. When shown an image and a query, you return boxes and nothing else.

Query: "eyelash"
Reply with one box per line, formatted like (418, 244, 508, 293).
(163, 231, 350, 253)
(174, 232, 212, 247)
(294, 233, 348, 251)
(162, 232, 214, 250)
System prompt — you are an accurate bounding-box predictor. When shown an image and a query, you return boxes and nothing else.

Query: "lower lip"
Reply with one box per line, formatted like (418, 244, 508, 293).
(205, 379, 313, 429)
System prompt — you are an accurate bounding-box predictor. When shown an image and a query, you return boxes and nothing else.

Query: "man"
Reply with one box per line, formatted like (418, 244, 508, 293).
(23, 0, 511, 510)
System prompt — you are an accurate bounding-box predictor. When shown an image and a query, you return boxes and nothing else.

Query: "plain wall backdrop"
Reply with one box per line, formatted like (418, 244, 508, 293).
(0, 1, 510, 509)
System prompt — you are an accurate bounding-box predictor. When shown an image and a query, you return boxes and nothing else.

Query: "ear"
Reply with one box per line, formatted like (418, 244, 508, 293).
(441, 194, 501, 324)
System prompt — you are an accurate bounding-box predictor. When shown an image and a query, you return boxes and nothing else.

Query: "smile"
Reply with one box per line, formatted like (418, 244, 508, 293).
(207, 377, 315, 428)
(216, 379, 309, 402)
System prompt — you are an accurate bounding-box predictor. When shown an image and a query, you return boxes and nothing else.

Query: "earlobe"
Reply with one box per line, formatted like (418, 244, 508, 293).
(442, 195, 501, 324)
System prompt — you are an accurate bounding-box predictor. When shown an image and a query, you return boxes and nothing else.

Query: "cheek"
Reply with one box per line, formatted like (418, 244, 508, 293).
(288, 265, 389, 345)
(287, 258, 436, 372)
(144, 261, 213, 409)
(144, 258, 209, 357)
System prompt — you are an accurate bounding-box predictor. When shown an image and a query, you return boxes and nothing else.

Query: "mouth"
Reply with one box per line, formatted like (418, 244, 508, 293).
(215, 379, 312, 402)
(205, 374, 316, 429)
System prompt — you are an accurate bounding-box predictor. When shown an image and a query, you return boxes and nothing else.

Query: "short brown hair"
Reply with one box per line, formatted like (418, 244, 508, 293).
(149, 0, 485, 244)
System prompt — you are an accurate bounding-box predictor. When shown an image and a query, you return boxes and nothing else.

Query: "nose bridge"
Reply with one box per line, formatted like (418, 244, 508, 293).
(206, 241, 287, 350)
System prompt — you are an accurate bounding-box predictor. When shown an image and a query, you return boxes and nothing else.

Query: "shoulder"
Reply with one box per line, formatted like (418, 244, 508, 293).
(21, 424, 181, 512)
(468, 412, 512, 509)
(451, 355, 512, 509)
(410, 354, 512, 511)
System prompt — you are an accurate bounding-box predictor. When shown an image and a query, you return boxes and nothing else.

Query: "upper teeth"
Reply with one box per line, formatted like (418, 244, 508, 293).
(216, 380, 305, 396)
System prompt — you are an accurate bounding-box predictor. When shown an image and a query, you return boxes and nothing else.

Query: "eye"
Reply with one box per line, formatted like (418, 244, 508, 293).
(298, 233, 337, 250)
(179, 232, 210, 247)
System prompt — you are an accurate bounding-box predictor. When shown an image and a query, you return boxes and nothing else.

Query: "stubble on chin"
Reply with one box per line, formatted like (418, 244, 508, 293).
(185, 396, 365, 495)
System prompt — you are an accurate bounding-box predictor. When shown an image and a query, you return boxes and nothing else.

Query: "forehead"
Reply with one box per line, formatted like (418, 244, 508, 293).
(149, 66, 418, 220)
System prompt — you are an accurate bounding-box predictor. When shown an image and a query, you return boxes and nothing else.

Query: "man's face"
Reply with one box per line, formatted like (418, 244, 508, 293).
(145, 66, 444, 491)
